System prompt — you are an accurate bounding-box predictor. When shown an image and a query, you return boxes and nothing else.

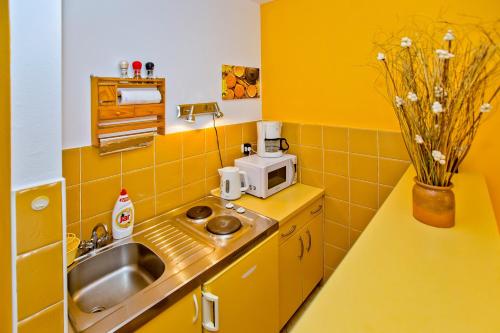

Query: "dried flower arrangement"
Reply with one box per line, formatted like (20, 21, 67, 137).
(377, 25, 499, 187)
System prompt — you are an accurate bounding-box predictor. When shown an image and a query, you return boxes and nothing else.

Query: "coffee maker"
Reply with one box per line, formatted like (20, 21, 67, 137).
(256, 121, 289, 158)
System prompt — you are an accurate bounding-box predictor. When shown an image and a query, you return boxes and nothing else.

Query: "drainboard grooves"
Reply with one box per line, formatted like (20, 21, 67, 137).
(143, 223, 214, 269)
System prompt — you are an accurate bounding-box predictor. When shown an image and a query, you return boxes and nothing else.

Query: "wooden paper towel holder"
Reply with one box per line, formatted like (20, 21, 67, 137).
(90, 76, 166, 155)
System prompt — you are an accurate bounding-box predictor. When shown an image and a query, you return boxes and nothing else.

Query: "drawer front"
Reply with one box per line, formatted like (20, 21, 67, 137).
(279, 198, 323, 244)
(99, 106, 135, 120)
(134, 104, 164, 117)
(98, 85, 116, 105)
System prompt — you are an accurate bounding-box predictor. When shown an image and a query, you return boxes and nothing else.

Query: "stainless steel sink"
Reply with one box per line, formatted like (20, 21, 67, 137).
(68, 243, 165, 314)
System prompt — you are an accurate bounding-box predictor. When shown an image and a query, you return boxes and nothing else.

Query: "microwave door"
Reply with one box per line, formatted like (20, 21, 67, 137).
(267, 164, 287, 195)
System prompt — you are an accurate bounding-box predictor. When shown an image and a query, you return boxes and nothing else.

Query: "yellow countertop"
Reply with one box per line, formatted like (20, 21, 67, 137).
(292, 169, 500, 333)
(211, 183, 324, 224)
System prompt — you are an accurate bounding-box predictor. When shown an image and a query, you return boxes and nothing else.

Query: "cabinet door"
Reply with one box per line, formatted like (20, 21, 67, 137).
(279, 230, 304, 328)
(302, 214, 324, 299)
(202, 233, 279, 333)
(135, 287, 201, 333)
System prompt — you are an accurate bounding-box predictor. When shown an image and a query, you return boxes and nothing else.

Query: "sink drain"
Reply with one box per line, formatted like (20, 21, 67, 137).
(90, 306, 106, 313)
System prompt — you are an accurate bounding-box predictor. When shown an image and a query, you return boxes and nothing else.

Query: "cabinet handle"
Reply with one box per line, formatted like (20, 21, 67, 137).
(192, 294, 199, 324)
(306, 230, 312, 252)
(202, 292, 219, 331)
(281, 225, 296, 238)
(310, 205, 323, 215)
(115, 111, 121, 116)
(298, 236, 304, 260)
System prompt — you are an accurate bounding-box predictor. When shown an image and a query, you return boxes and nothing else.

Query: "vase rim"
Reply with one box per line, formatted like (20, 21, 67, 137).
(413, 177, 454, 190)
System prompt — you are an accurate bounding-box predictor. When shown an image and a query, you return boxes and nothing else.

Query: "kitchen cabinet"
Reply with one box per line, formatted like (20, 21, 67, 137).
(202, 232, 279, 333)
(135, 287, 201, 333)
(279, 199, 324, 328)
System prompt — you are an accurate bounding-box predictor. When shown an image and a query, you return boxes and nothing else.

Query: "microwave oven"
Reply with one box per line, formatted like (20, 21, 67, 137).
(234, 154, 297, 198)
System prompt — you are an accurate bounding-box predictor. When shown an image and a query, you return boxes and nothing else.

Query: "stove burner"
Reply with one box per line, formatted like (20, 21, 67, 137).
(186, 206, 213, 220)
(206, 216, 242, 236)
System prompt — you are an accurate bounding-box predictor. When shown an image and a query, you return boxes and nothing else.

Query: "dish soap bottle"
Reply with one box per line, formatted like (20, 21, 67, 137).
(112, 189, 135, 240)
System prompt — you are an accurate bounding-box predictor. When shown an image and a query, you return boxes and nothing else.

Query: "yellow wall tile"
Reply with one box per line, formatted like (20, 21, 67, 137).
(205, 175, 220, 194)
(224, 146, 243, 166)
(324, 150, 348, 176)
(378, 131, 409, 160)
(324, 197, 349, 225)
(17, 242, 63, 320)
(300, 124, 322, 147)
(301, 168, 324, 188)
(156, 188, 183, 214)
(122, 167, 155, 202)
(122, 145, 154, 172)
(156, 161, 182, 193)
(379, 158, 410, 186)
(379, 185, 394, 208)
(205, 126, 226, 152)
(18, 301, 64, 333)
(156, 133, 182, 164)
(282, 122, 300, 144)
(183, 155, 205, 185)
(323, 126, 348, 151)
(183, 129, 205, 158)
(287, 143, 300, 158)
(81, 211, 112, 240)
(324, 174, 349, 201)
(324, 221, 349, 250)
(324, 266, 335, 281)
(350, 205, 376, 231)
(62, 148, 80, 186)
(67, 222, 80, 238)
(350, 179, 378, 209)
(206, 151, 223, 178)
(349, 128, 378, 156)
(324, 244, 346, 270)
(349, 154, 378, 183)
(134, 198, 155, 224)
(183, 180, 206, 204)
(242, 121, 257, 143)
(81, 146, 120, 182)
(349, 229, 362, 247)
(300, 146, 323, 172)
(66, 185, 80, 224)
(16, 182, 62, 254)
(81, 176, 120, 219)
(225, 124, 242, 147)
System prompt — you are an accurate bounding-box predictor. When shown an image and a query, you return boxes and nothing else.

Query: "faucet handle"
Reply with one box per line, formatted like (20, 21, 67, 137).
(91, 223, 111, 248)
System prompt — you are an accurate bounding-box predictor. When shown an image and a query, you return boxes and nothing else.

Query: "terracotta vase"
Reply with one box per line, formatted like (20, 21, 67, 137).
(412, 178, 455, 228)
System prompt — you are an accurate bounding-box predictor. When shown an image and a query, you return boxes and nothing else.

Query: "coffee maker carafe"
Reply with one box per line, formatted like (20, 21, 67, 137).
(257, 121, 289, 158)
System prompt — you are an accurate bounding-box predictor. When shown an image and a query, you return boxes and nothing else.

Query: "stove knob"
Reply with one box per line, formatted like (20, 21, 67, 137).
(236, 207, 246, 214)
(225, 202, 235, 209)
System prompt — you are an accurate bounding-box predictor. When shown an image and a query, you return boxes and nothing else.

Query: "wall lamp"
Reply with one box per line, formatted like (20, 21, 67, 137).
(177, 102, 223, 123)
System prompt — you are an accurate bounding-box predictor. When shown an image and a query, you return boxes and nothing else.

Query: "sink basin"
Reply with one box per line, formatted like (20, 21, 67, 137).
(68, 243, 165, 314)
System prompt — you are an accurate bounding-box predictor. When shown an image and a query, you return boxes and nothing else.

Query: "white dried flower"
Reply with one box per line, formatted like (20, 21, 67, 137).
(432, 101, 443, 113)
(443, 30, 455, 41)
(432, 150, 446, 165)
(436, 49, 455, 59)
(415, 135, 424, 144)
(434, 86, 444, 98)
(395, 96, 404, 108)
(407, 91, 418, 102)
(377, 52, 385, 61)
(480, 103, 492, 113)
(401, 37, 412, 48)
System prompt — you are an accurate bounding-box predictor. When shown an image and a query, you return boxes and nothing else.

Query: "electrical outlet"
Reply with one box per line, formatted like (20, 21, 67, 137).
(241, 143, 252, 155)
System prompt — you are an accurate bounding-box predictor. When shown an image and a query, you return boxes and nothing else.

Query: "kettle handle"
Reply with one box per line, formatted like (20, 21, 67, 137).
(239, 171, 249, 192)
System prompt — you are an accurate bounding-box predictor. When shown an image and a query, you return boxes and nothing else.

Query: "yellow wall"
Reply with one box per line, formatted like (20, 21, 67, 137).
(0, 0, 12, 330)
(261, 0, 500, 221)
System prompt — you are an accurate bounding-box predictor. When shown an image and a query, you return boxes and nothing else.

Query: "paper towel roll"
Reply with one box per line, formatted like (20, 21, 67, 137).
(118, 88, 162, 105)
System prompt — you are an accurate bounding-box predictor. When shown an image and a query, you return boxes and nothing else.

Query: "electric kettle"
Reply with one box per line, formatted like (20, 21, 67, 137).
(218, 167, 249, 200)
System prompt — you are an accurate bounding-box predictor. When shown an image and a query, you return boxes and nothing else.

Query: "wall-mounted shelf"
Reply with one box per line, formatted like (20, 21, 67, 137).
(90, 76, 165, 155)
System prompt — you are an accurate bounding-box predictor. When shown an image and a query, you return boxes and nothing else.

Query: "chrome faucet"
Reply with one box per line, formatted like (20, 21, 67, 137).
(78, 223, 112, 256)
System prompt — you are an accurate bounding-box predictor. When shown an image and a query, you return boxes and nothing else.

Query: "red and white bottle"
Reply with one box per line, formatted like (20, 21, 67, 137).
(112, 189, 135, 240)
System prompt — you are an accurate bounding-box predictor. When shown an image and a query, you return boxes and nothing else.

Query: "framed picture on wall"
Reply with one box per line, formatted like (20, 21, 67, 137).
(222, 64, 260, 100)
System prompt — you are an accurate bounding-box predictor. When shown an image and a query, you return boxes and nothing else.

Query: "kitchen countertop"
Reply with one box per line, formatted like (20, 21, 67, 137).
(291, 169, 500, 333)
(211, 183, 324, 224)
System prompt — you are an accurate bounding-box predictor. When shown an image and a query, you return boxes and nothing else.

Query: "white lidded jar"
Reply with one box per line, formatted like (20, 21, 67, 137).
(112, 188, 135, 240)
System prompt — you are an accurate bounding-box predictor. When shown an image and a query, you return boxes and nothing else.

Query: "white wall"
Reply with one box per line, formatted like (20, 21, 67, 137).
(10, 0, 62, 189)
(62, 0, 262, 149)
